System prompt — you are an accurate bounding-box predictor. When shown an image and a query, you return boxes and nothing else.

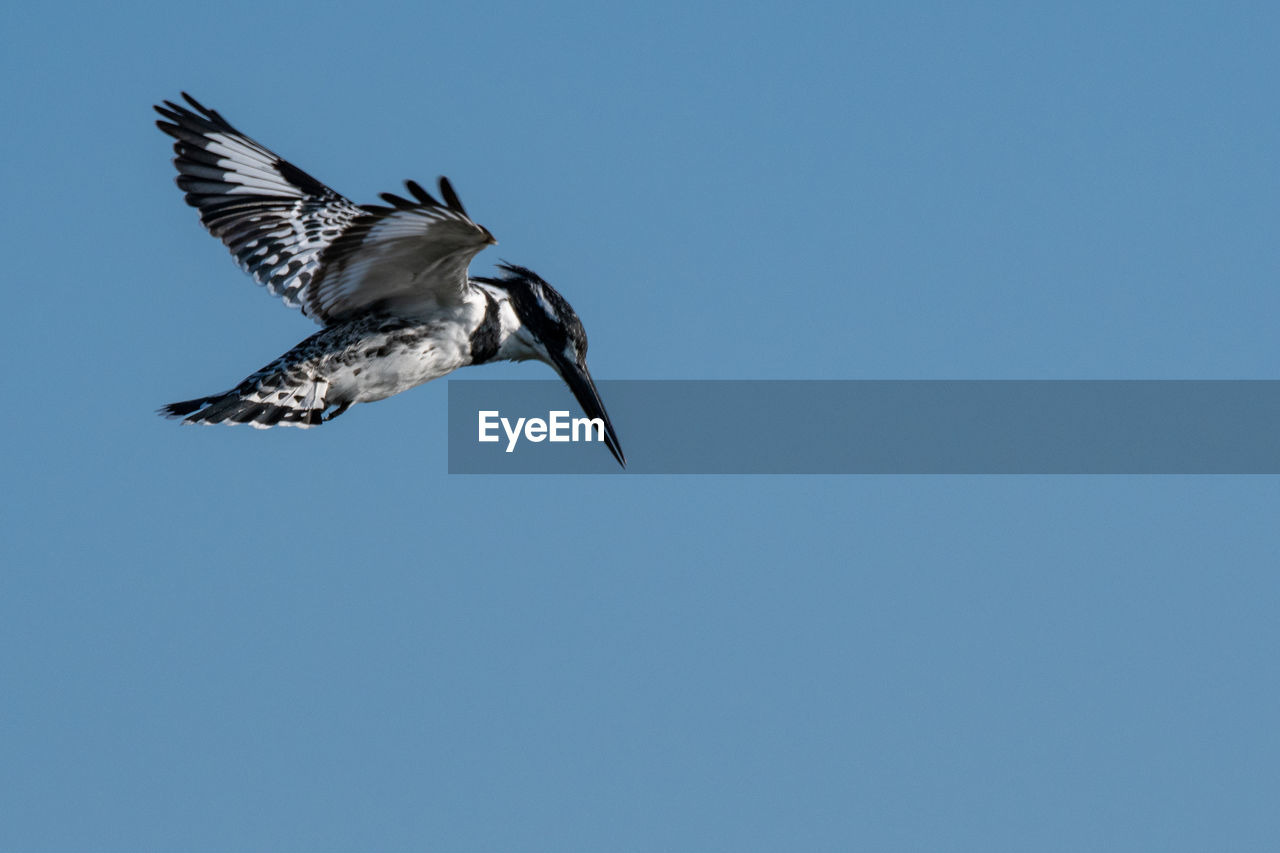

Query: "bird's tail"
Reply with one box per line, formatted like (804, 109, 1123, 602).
(160, 375, 349, 429)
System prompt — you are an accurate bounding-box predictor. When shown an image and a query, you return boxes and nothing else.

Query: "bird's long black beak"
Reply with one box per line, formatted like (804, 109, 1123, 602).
(559, 361, 626, 468)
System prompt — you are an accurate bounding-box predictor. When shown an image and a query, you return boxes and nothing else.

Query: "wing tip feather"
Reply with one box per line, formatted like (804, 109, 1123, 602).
(437, 176, 469, 215)
(378, 192, 418, 209)
(405, 179, 441, 207)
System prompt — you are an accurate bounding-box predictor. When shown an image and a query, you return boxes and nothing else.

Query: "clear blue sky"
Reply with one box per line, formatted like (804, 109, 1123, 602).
(3, 2, 1279, 850)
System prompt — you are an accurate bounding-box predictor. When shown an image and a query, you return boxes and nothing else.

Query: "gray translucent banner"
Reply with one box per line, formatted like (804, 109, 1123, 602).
(446, 380, 1280, 474)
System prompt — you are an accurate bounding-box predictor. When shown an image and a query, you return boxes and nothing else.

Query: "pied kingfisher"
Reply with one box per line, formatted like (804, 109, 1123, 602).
(155, 93, 624, 467)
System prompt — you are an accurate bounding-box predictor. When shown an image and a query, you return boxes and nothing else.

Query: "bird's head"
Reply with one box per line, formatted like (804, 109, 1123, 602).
(474, 263, 626, 467)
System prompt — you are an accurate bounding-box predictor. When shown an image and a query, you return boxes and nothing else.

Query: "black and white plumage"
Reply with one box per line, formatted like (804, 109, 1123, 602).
(155, 93, 624, 466)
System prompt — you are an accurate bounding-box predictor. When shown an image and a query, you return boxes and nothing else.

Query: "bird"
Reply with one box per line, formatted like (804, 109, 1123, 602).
(154, 92, 625, 467)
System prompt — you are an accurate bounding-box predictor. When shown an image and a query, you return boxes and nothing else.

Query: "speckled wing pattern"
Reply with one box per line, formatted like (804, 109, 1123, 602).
(155, 93, 495, 325)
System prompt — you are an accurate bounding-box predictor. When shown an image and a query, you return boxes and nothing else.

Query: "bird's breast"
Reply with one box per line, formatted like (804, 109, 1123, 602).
(323, 318, 472, 404)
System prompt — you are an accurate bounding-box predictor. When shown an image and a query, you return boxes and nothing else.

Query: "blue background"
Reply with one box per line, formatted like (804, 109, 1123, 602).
(3, 2, 1278, 850)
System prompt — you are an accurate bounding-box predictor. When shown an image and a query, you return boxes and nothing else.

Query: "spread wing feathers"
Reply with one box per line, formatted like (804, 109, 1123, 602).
(155, 93, 496, 325)
(303, 178, 496, 320)
(155, 93, 363, 320)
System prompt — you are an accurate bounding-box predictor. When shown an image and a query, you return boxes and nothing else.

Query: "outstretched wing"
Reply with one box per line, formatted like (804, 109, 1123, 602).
(155, 93, 496, 325)
(305, 179, 496, 321)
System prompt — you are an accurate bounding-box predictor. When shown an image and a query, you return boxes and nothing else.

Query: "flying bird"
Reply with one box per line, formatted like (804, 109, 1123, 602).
(154, 93, 624, 467)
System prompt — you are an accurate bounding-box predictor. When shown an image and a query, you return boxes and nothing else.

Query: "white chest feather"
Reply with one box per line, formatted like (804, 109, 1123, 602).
(361, 339, 465, 402)
(330, 323, 470, 403)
